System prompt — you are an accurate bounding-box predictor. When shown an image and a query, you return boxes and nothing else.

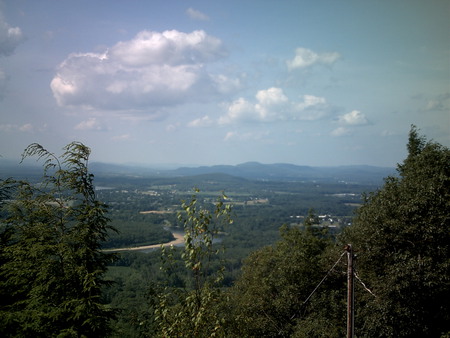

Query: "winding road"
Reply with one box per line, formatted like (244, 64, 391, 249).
(104, 231, 185, 252)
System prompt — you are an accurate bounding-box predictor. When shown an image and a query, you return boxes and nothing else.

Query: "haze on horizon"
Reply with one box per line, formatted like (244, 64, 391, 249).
(0, 0, 448, 168)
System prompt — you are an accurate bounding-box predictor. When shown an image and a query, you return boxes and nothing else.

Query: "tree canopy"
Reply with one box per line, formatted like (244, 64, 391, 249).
(225, 223, 346, 337)
(224, 126, 449, 337)
(342, 125, 450, 337)
(0, 143, 117, 337)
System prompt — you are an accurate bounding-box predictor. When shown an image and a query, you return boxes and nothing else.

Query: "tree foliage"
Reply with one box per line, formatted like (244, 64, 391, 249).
(226, 223, 346, 337)
(304, 208, 320, 227)
(0, 142, 117, 337)
(2, 126, 447, 337)
(154, 190, 232, 337)
(343, 126, 450, 337)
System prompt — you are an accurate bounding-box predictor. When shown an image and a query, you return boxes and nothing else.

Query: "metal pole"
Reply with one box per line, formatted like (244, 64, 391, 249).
(346, 244, 354, 338)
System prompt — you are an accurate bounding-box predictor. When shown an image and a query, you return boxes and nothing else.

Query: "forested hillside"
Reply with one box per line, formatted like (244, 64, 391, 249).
(1, 126, 448, 337)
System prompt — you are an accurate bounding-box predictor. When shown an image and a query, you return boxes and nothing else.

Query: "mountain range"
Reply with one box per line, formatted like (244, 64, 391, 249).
(0, 159, 396, 185)
(89, 161, 395, 184)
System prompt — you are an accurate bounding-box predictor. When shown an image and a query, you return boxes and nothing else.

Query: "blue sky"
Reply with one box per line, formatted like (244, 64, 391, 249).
(0, 0, 448, 167)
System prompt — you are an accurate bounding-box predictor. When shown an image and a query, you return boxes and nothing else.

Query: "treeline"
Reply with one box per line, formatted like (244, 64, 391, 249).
(1, 126, 449, 337)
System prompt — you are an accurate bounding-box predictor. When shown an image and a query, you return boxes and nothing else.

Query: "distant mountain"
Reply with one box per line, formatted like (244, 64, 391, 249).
(89, 162, 161, 176)
(166, 162, 395, 184)
(0, 159, 42, 179)
(0, 159, 396, 185)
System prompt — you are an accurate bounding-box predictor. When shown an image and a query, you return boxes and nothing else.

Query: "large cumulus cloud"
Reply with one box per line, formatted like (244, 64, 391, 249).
(51, 30, 237, 110)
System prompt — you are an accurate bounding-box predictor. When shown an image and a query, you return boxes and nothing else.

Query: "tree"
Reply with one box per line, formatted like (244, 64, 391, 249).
(304, 208, 320, 227)
(226, 225, 346, 337)
(343, 126, 450, 337)
(154, 190, 232, 337)
(0, 143, 117, 337)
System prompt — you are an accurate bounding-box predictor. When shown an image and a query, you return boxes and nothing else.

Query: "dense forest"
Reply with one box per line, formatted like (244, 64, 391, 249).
(0, 126, 449, 337)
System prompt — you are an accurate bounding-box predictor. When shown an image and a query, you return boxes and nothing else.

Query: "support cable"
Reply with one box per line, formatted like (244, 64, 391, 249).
(354, 269, 376, 297)
(301, 250, 346, 307)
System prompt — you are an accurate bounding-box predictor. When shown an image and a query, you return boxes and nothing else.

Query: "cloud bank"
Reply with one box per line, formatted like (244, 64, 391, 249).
(51, 30, 237, 111)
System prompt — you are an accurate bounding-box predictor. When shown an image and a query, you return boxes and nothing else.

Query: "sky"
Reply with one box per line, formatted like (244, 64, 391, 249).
(0, 0, 449, 168)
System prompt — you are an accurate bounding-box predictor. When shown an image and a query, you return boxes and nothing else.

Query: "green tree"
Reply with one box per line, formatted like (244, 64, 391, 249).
(154, 190, 232, 337)
(0, 143, 117, 337)
(343, 126, 450, 337)
(226, 225, 345, 337)
(304, 208, 320, 227)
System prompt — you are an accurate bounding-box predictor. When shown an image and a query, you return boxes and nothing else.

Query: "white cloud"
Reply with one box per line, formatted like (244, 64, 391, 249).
(0, 14, 24, 56)
(0, 13, 24, 96)
(0, 123, 35, 132)
(74, 117, 106, 131)
(223, 130, 270, 142)
(0, 68, 7, 97)
(186, 8, 210, 21)
(425, 93, 449, 111)
(254, 87, 289, 120)
(110, 30, 224, 66)
(219, 97, 256, 124)
(331, 127, 351, 137)
(19, 123, 33, 132)
(166, 123, 180, 132)
(219, 88, 330, 124)
(293, 95, 329, 120)
(296, 94, 326, 109)
(0, 123, 13, 132)
(211, 74, 241, 94)
(425, 100, 443, 111)
(287, 47, 340, 70)
(331, 110, 368, 137)
(51, 30, 234, 112)
(112, 134, 131, 141)
(188, 115, 213, 127)
(381, 130, 396, 137)
(224, 131, 237, 141)
(255, 87, 288, 106)
(337, 110, 368, 125)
